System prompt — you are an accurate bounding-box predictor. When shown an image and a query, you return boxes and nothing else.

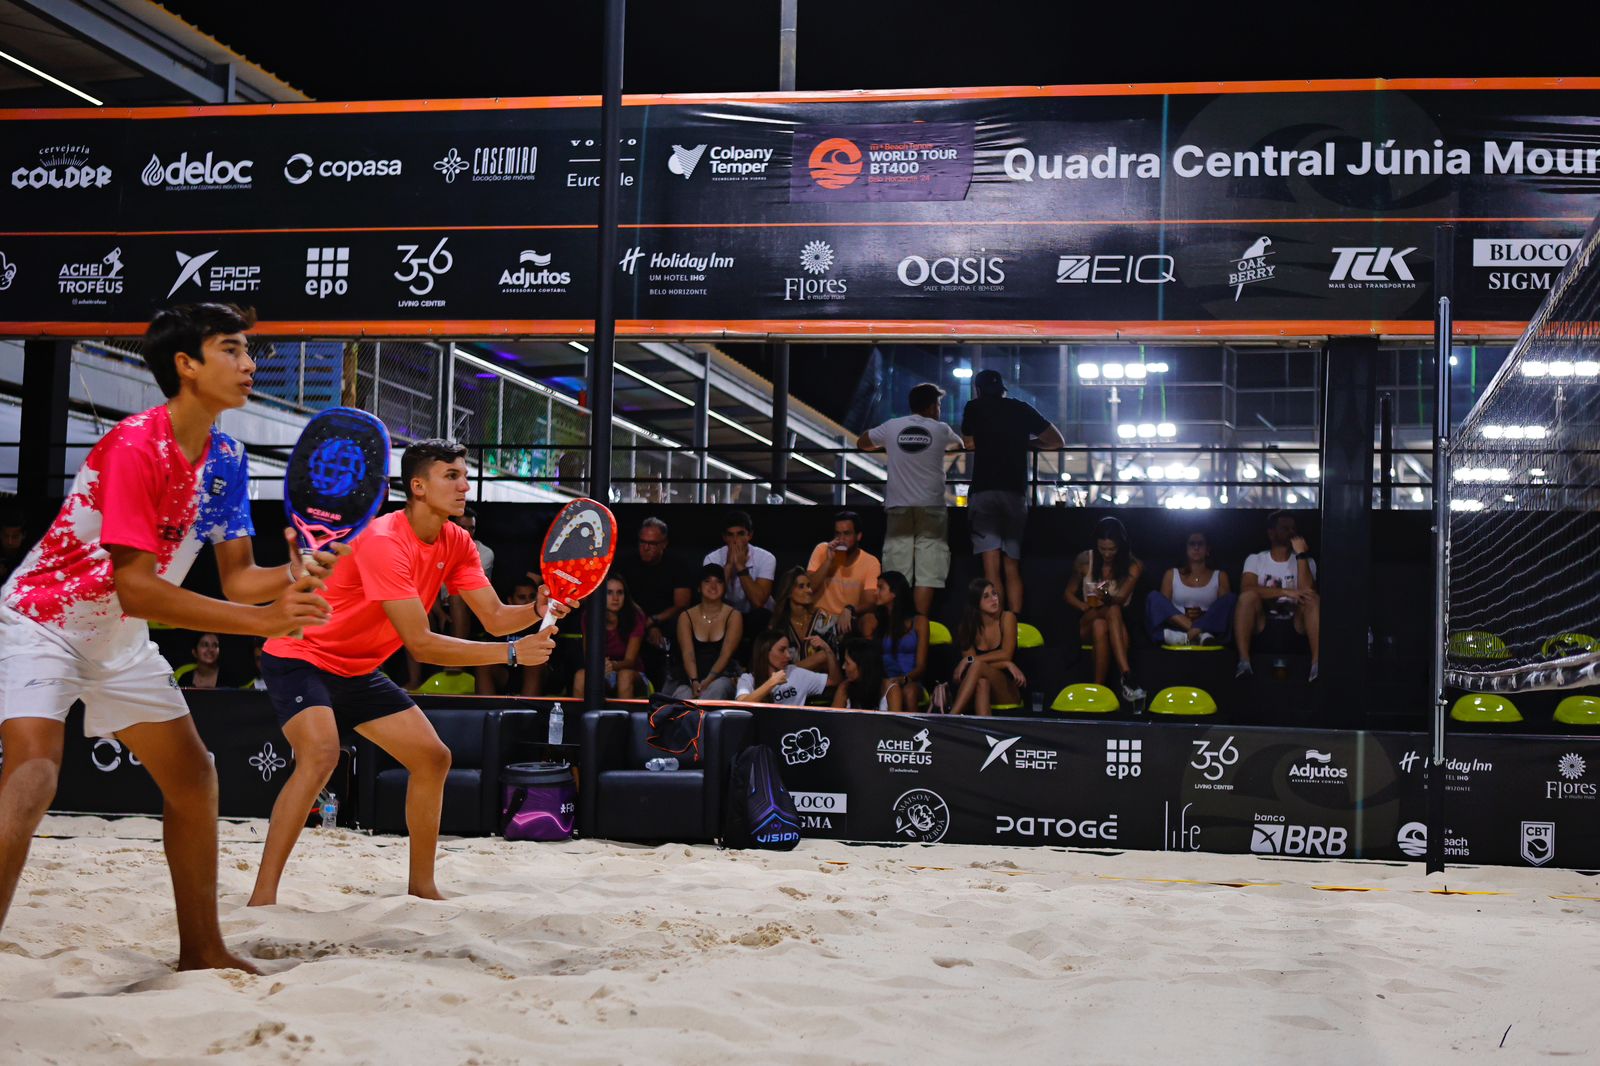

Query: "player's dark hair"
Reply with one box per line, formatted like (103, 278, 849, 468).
(908, 382, 944, 413)
(143, 303, 256, 398)
(400, 439, 468, 500)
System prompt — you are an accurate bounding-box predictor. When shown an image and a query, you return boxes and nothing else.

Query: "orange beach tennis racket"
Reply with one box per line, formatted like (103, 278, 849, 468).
(538, 497, 618, 630)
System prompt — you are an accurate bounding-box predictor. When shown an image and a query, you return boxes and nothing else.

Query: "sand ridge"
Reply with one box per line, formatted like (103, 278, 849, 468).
(2, 814, 1598, 1064)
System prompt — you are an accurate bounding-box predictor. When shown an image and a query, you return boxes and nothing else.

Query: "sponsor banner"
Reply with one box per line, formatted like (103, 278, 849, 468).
(790, 122, 974, 203)
(2, 85, 1600, 333)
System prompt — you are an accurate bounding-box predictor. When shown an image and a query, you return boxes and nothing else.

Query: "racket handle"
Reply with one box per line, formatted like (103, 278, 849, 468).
(289, 547, 315, 640)
(539, 607, 559, 632)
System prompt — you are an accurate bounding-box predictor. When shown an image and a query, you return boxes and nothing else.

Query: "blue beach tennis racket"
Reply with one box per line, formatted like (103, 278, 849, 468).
(285, 406, 391, 555)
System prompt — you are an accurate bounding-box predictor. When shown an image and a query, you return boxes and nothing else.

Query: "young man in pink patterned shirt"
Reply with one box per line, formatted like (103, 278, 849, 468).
(0, 304, 331, 972)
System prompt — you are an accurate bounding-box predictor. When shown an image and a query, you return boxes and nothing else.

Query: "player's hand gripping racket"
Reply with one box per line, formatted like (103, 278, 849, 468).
(283, 407, 391, 632)
(538, 497, 617, 630)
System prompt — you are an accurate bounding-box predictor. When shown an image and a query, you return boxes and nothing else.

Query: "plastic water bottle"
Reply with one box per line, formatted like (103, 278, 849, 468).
(319, 791, 338, 829)
(645, 757, 679, 772)
(548, 702, 565, 746)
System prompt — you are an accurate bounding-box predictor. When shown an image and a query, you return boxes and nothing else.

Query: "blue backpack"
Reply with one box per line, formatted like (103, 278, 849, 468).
(722, 745, 801, 850)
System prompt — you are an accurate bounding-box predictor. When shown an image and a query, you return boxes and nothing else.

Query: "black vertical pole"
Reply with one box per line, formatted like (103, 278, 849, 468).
(584, 0, 625, 712)
(772, 342, 790, 502)
(1378, 393, 1393, 511)
(1426, 224, 1455, 876)
(19, 342, 70, 539)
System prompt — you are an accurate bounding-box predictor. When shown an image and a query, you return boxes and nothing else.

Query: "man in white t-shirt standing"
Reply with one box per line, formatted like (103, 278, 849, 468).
(857, 383, 964, 615)
(1235, 510, 1320, 681)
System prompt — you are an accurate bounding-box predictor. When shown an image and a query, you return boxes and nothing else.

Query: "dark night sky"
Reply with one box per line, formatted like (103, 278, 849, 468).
(159, 1, 1596, 101)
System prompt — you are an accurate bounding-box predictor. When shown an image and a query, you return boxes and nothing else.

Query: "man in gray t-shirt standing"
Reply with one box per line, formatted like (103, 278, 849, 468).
(857, 382, 964, 614)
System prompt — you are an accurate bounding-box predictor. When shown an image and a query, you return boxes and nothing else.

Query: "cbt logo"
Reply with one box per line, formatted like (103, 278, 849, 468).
(1521, 821, 1555, 866)
(1250, 813, 1348, 856)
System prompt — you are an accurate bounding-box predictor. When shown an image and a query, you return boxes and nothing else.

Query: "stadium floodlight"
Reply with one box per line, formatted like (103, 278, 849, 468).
(1578, 361, 1600, 376)
(1103, 363, 1125, 379)
(952, 365, 973, 379)
(1241, 464, 1257, 479)
(1149, 362, 1170, 373)
(1125, 363, 1147, 380)
(1412, 487, 1425, 502)
(1147, 464, 1164, 479)
(1503, 494, 1516, 502)
(1059, 471, 1072, 481)
(1549, 360, 1575, 376)
(1156, 422, 1177, 438)
(568, 341, 590, 352)
(1137, 423, 1156, 438)
(1450, 498, 1484, 511)
(1078, 363, 1100, 379)
(1522, 361, 1548, 377)
(1116, 423, 1137, 439)
(1122, 463, 1145, 480)
(1530, 467, 1547, 477)
(1306, 462, 1320, 480)
(1285, 492, 1298, 503)
(1114, 490, 1131, 505)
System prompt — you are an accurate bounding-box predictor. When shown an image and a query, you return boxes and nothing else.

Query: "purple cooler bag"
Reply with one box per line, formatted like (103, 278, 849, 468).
(501, 761, 577, 841)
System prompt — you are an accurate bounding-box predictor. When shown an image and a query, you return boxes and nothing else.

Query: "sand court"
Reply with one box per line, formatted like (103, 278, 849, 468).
(2, 814, 1599, 1063)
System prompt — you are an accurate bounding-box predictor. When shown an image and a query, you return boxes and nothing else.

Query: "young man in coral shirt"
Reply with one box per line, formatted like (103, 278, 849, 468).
(249, 439, 568, 906)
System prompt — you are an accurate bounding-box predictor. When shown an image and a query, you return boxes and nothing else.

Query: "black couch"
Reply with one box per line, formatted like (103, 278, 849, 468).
(579, 707, 752, 842)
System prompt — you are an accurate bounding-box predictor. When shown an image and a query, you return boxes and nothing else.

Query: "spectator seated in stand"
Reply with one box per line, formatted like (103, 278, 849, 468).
(860, 570, 930, 711)
(736, 630, 840, 706)
(1235, 510, 1321, 682)
(175, 632, 223, 689)
(948, 578, 1024, 716)
(573, 575, 647, 699)
(618, 516, 695, 691)
(663, 565, 743, 701)
(1144, 530, 1237, 646)
(1064, 516, 1146, 703)
(244, 639, 268, 691)
(477, 576, 547, 696)
(773, 566, 843, 672)
(834, 636, 892, 711)
(805, 510, 881, 636)
(704, 510, 776, 645)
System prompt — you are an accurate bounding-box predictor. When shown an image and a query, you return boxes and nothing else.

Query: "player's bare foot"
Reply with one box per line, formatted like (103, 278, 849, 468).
(178, 947, 261, 974)
(408, 882, 446, 901)
(245, 891, 276, 908)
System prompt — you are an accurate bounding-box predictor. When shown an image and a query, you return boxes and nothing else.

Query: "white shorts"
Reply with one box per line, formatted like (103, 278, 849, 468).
(0, 607, 189, 737)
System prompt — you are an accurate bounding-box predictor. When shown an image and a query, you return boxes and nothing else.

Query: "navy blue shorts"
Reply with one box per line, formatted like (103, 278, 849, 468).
(259, 652, 416, 730)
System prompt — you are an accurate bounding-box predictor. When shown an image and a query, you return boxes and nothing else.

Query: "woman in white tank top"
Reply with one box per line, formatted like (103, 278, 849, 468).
(1144, 531, 1237, 646)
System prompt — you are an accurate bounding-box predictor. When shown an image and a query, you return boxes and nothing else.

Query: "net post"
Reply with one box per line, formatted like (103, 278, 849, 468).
(1427, 224, 1455, 876)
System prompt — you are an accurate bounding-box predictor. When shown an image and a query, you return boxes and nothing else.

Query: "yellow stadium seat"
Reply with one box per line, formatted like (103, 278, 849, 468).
(1554, 695, 1600, 726)
(419, 669, 477, 696)
(1448, 631, 1508, 659)
(1050, 683, 1119, 713)
(1016, 623, 1044, 649)
(929, 621, 952, 646)
(1450, 693, 1522, 723)
(1149, 686, 1218, 716)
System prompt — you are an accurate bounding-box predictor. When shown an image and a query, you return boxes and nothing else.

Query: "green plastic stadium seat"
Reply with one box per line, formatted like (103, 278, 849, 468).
(419, 669, 476, 696)
(1016, 623, 1044, 649)
(1450, 693, 1523, 723)
(1050, 683, 1119, 713)
(172, 662, 198, 683)
(1159, 643, 1225, 652)
(1149, 686, 1218, 716)
(1554, 695, 1600, 726)
(1542, 633, 1599, 658)
(929, 621, 952, 646)
(1448, 631, 1508, 659)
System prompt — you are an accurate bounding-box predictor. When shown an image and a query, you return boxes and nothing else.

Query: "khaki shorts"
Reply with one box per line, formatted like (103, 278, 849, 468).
(882, 506, 951, 589)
